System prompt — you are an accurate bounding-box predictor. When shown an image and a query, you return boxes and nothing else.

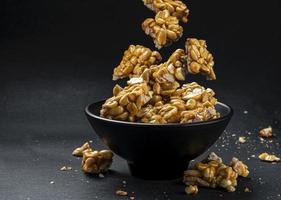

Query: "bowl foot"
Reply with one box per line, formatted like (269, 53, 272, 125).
(128, 161, 189, 180)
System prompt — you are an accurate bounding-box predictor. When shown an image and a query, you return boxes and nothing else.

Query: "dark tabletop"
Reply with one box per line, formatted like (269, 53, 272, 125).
(1, 0, 281, 199)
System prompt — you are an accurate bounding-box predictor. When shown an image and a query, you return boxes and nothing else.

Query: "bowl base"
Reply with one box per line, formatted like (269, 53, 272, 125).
(128, 161, 189, 180)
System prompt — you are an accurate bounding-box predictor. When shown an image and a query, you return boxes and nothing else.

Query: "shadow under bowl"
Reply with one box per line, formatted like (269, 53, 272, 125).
(85, 100, 233, 180)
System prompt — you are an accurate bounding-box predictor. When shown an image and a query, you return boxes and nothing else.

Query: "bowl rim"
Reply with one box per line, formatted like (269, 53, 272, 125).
(85, 100, 233, 127)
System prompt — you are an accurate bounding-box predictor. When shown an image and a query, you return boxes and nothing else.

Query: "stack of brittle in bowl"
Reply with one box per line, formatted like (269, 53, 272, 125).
(100, 38, 219, 124)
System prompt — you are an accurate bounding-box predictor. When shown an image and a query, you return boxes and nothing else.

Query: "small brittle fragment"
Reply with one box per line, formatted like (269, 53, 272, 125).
(185, 185, 199, 195)
(116, 190, 128, 196)
(259, 126, 273, 138)
(259, 152, 280, 162)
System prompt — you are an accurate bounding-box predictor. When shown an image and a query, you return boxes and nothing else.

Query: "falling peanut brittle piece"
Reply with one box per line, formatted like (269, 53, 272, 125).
(185, 38, 216, 80)
(113, 45, 162, 80)
(142, 10, 183, 49)
(143, 0, 189, 23)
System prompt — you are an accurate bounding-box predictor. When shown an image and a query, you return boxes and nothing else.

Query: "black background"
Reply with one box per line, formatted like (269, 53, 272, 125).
(0, 0, 281, 200)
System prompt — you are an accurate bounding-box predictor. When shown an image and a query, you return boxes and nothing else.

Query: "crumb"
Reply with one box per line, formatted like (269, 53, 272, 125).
(239, 136, 246, 143)
(243, 110, 248, 114)
(244, 187, 251, 192)
(98, 173, 105, 178)
(50, 181, 55, 184)
(259, 127, 273, 138)
(116, 190, 128, 196)
(60, 166, 72, 171)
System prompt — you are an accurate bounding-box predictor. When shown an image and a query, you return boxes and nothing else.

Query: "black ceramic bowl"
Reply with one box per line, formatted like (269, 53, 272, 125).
(85, 100, 233, 180)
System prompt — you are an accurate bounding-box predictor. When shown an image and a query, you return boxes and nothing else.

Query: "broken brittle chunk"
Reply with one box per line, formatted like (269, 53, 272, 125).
(259, 126, 273, 138)
(142, 10, 183, 49)
(183, 152, 249, 193)
(186, 38, 216, 80)
(82, 149, 114, 174)
(259, 152, 280, 162)
(72, 142, 92, 157)
(143, 0, 189, 23)
(113, 45, 162, 80)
